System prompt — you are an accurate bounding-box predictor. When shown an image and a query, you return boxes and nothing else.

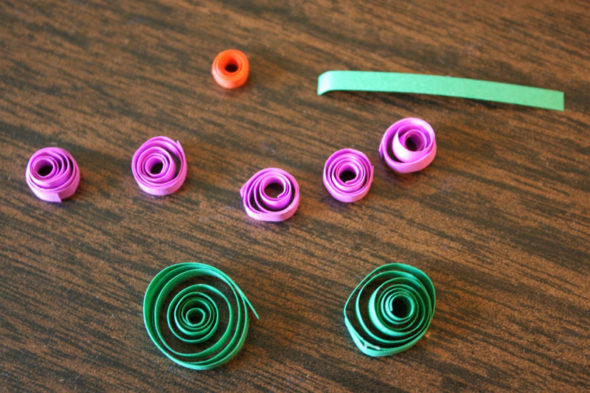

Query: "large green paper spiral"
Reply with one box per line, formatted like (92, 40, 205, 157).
(344, 263, 435, 357)
(143, 262, 259, 370)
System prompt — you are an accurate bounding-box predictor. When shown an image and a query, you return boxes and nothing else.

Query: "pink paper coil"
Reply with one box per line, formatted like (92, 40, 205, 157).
(379, 118, 437, 174)
(131, 136, 187, 196)
(240, 168, 300, 222)
(25, 147, 80, 202)
(323, 148, 374, 203)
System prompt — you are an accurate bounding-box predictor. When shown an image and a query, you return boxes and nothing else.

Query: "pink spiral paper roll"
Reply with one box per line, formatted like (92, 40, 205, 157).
(240, 168, 300, 222)
(25, 147, 80, 202)
(379, 118, 437, 174)
(323, 148, 374, 203)
(131, 136, 187, 196)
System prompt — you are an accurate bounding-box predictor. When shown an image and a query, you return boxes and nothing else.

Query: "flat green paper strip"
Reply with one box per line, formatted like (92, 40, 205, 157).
(344, 263, 435, 357)
(143, 262, 259, 370)
(318, 71, 564, 111)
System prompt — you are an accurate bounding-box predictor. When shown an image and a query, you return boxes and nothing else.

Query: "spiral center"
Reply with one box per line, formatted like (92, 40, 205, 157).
(405, 133, 425, 151)
(264, 182, 283, 198)
(339, 169, 357, 182)
(150, 161, 164, 174)
(391, 297, 410, 318)
(38, 164, 53, 176)
(186, 308, 205, 325)
(225, 61, 239, 73)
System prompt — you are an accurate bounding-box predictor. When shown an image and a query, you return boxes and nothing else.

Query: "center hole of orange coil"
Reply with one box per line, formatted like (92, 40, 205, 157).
(225, 61, 239, 73)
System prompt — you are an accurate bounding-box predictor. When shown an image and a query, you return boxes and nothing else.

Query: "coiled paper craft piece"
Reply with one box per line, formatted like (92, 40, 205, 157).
(344, 263, 436, 357)
(379, 117, 437, 174)
(25, 147, 80, 202)
(211, 49, 250, 89)
(241, 168, 300, 222)
(143, 262, 259, 370)
(131, 136, 187, 196)
(318, 71, 564, 111)
(323, 148, 374, 203)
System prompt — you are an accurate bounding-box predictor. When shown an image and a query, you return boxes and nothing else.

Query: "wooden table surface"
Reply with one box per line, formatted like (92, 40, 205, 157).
(1, 1, 589, 392)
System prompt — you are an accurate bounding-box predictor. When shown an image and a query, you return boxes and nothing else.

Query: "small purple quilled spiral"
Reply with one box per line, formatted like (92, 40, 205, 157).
(240, 168, 300, 222)
(25, 147, 80, 202)
(131, 136, 187, 196)
(323, 148, 374, 203)
(379, 117, 437, 174)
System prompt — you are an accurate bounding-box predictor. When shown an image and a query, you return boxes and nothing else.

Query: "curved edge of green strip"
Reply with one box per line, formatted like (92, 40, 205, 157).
(318, 70, 564, 111)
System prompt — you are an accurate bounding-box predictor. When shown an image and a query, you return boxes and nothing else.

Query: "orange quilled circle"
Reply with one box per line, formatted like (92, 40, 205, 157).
(211, 49, 249, 89)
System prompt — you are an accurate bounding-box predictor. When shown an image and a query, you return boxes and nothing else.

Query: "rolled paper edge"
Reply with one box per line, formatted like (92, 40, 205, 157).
(242, 189, 300, 222)
(380, 142, 437, 174)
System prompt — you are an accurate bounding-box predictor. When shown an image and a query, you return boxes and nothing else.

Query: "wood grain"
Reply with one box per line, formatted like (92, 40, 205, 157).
(1, 1, 589, 392)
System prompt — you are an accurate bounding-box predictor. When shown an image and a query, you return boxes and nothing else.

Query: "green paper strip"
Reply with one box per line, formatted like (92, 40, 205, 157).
(318, 71, 564, 111)
(143, 262, 259, 370)
(344, 263, 435, 357)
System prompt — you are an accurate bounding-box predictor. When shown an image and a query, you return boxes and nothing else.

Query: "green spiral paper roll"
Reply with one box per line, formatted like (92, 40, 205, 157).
(143, 262, 259, 370)
(344, 263, 435, 357)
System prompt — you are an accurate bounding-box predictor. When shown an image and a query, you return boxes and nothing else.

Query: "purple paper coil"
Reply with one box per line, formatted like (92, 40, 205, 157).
(131, 136, 187, 196)
(379, 117, 437, 174)
(323, 148, 374, 203)
(240, 168, 300, 222)
(25, 147, 80, 202)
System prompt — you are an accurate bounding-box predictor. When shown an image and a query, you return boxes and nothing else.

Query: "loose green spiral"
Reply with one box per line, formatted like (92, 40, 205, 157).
(143, 262, 259, 370)
(344, 263, 435, 357)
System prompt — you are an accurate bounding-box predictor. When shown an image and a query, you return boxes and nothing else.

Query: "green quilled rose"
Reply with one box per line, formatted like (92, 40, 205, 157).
(344, 263, 436, 357)
(143, 262, 258, 370)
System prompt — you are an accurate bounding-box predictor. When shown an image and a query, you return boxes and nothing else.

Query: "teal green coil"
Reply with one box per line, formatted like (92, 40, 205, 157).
(344, 263, 435, 357)
(143, 262, 259, 370)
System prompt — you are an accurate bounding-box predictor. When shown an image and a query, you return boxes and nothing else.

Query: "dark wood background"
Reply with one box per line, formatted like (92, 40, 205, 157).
(1, 1, 588, 392)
